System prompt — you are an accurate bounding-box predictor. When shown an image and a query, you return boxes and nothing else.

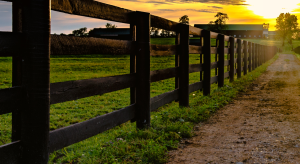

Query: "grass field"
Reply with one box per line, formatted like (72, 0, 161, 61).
(0, 37, 279, 163)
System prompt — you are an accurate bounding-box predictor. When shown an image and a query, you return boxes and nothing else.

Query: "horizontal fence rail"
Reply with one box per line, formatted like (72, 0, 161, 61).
(0, 0, 278, 163)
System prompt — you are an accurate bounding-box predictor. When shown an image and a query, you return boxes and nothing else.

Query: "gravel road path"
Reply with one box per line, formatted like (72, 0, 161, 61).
(168, 54, 300, 164)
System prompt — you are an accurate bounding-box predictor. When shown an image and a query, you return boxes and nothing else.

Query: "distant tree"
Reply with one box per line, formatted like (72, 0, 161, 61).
(179, 15, 189, 25)
(207, 12, 229, 33)
(275, 13, 299, 49)
(60, 33, 67, 36)
(105, 23, 117, 28)
(72, 27, 88, 37)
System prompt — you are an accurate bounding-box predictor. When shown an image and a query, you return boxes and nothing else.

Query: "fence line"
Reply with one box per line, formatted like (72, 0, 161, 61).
(0, 0, 278, 163)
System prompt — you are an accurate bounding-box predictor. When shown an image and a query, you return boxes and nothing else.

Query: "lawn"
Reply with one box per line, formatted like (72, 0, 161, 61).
(0, 37, 278, 163)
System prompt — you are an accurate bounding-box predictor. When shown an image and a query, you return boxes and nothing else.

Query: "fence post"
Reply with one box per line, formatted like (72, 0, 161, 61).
(248, 42, 252, 72)
(175, 32, 179, 92)
(20, 0, 50, 162)
(243, 40, 248, 75)
(254, 43, 257, 69)
(218, 34, 224, 88)
(135, 11, 151, 129)
(178, 24, 189, 106)
(200, 36, 203, 90)
(203, 30, 211, 95)
(229, 37, 235, 82)
(130, 21, 136, 122)
(253, 43, 255, 69)
(12, 0, 22, 143)
(237, 39, 242, 78)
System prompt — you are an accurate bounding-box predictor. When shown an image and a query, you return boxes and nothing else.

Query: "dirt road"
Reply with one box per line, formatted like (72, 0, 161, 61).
(168, 54, 300, 164)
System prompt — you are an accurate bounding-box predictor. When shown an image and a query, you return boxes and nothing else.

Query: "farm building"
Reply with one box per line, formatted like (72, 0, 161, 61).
(194, 24, 267, 39)
(88, 28, 131, 40)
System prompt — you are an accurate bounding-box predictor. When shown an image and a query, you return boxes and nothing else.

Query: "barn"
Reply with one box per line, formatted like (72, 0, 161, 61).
(194, 24, 265, 39)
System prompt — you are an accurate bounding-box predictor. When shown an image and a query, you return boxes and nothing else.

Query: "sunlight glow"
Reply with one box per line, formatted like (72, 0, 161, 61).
(246, 0, 299, 18)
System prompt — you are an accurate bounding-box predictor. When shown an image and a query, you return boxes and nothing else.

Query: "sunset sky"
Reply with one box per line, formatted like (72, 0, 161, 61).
(0, 0, 299, 34)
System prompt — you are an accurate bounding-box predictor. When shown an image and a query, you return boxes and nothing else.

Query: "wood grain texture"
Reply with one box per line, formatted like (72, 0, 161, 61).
(189, 45, 202, 54)
(51, 35, 133, 55)
(150, 67, 178, 82)
(0, 32, 23, 57)
(151, 15, 178, 31)
(211, 76, 218, 84)
(49, 104, 135, 152)
(0, 87, 22, 115)
(189, 26, 203, 36)
(0, 141, 21, 164)
(178, 24, 189, 106)
(189, 81, 203, 94)
(189, 64, 203, 73)
(150, 44, 177, 56)
(50, 74, 136, 104)
(150, 89, 179, 111)
(51, 0, 133, 23)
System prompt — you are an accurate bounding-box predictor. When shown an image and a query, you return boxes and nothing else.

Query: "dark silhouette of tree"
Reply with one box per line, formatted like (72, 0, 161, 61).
(179, 15, 189, 25)
(207, 12, 229, 33)
(275, 13, 299, 49)
(72, 27, 88, 36)
(105, 23, 117, 28)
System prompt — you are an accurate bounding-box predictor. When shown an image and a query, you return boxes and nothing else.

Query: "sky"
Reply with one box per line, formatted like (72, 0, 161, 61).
(0, 0, 300, 34)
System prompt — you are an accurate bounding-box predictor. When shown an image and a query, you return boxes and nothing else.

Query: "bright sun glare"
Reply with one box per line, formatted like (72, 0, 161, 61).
(246, 0, 299, 18)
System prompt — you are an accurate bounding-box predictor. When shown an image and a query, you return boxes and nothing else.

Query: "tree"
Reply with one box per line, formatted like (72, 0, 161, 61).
(105, 23, 117, 28)
(275, 13, 299, 49)
(179, 15, 189, 25)
(72, 27, 88, 37)
(207, 12, 229, 33)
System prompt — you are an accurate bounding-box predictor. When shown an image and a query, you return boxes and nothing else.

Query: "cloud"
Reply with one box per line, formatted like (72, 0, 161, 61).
(118, 0, 248, 5)
(158, 8, 217, 13)
(292, 7, 300, 12)
(208, 6, 223, 9)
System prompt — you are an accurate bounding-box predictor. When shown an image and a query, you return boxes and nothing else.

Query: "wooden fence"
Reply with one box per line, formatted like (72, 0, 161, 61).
(0, 0, 278, 163)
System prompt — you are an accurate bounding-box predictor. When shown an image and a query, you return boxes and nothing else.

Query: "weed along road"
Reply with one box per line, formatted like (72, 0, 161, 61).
(168, 54, 300, 163)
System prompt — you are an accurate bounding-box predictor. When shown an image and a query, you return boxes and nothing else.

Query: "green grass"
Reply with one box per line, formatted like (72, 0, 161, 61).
(0, 38, 278, 163)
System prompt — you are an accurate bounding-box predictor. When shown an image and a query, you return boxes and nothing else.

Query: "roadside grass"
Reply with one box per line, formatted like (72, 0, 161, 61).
(0, 37, 277, 163)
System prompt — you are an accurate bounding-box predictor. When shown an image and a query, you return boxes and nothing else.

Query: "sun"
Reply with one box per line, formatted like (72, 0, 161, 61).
(246, 0, 298, 18)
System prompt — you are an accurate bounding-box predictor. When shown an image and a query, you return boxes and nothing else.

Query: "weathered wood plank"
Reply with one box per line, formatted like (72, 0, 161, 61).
(49, 104, 135, 153)
(0, 87, 22, 115)
(229, 37, 235, 82)
(150, 44, 177, 56)
(211, 47, 217, 54)
(224, 35, 230, 41)
(224, 71, 230, 78)
(189, 81, 203, 94)
(150, 67, 178, 82)
(189, 26, 203, 36)
(135, 11, 151, 128)
(50, 74, 135, 104)
(203, 30, 211, 95)
(210, 31, 218, 39)
(0, 32, 22, 57)
(0, 141, 21, 164)
(224, 60, 230, 66)
(179, 24, 189, 106)
(150, 89, 179, 111)
(211, 62, 217, 69)
(237, 39, 242, 78)
(51, 0, 133, 23)
(211, 76, 218, 84)
(189, 45, 202, 54)
(218, 34, 225, 88)
(224, 47, 229, 54)
(189, 64, 203, 73)
(151, 15, 178, 31)
(51, 35, 133, 55)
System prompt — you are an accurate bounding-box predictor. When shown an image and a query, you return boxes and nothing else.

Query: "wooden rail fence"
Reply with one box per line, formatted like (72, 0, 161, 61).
(0, 0, 278, 163)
